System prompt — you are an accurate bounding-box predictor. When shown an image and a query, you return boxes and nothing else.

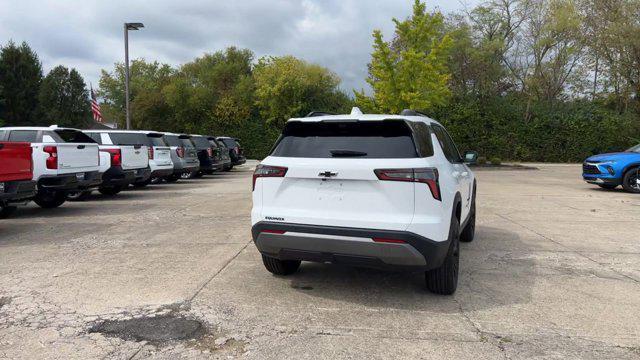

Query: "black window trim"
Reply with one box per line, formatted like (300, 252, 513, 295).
(431, 123, 463, 164)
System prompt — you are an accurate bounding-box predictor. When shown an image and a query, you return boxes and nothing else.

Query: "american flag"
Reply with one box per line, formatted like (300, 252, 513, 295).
(90, 86, 103, 123)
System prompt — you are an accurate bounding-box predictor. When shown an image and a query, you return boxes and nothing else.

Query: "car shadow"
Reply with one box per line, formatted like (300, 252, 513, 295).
(283, 225, 535, 313)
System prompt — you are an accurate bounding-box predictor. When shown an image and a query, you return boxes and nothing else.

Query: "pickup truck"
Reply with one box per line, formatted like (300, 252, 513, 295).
(0, 142, 37, 218)
(162, 133, 200, 182)
(0, 126, 101, 208)
(84, 130, 151, 192)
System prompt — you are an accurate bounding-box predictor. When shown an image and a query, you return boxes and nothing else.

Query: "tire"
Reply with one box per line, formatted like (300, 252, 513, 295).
(150, 177, 163, 184)
(66, 191, 92, 201)
(165, 175, 180, 183)
(0, 205, 17, 219)
(181, 171, 195, 179)
(622, 168, 640, 193)
(33, 191, 67, 209)
(425, 216, 460, 295)
(261, 254, 301, 276)
(460, 185, 476, 243)
(598, 184, 618, 190)
(98, 186, 122, 196)
(193, 171, 204, 178)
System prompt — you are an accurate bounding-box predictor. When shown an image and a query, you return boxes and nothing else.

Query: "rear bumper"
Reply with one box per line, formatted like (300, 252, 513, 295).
(151, 168, 174, 178)
(102, 166, 137, 187)
(251, 222, 450, 271)
(133, 167, 152, 183)
(38, 171, 102, 191)
(172, 165, 199, 176)
(232, 157, 246, 166)
(0, 180, 37, 203)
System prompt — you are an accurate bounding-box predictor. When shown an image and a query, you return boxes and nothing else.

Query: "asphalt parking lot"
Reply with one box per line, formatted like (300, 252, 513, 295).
(1, 162, 639, 359)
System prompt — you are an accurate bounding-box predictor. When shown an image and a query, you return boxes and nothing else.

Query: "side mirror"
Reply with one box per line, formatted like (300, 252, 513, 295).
(463, 151, 479, 164)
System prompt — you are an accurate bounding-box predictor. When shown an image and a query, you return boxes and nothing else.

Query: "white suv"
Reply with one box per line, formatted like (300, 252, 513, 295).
(251, 108, 478, 294)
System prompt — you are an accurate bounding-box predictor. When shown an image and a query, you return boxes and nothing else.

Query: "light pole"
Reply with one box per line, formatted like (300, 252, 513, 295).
(124, 22, 144, 130)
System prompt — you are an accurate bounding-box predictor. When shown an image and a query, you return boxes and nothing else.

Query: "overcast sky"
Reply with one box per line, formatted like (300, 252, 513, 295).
(0, 0, 477, 93)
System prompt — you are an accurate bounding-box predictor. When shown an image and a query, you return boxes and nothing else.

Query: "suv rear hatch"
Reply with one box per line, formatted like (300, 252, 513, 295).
(257, 120, 426, 231)
(146, 133, 172, 166)
(107, 133, 149, 170)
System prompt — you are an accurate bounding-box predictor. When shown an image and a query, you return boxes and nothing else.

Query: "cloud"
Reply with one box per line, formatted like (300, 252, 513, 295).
(0, 0, 474, 93)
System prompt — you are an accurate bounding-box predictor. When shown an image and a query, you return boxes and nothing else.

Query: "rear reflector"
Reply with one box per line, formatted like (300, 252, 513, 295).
(372, 237, 406, 244)
(261, 229, 286, 234)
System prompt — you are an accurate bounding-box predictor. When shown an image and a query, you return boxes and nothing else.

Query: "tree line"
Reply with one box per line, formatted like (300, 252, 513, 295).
(1, 0, 639, 161)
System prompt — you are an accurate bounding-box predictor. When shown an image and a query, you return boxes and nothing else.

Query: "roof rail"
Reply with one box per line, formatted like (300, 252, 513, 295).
(305, 111, 336, 117)
(400, 109, 429, 117)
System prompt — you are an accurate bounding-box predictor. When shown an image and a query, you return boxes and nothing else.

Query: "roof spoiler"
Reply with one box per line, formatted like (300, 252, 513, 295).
(400, 109, 428, 117)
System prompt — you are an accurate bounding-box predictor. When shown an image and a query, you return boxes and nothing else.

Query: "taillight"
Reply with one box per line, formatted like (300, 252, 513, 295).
(207, 147, 213, 158)
(101, 148, 122, 167)
(375, 168, 441, 201)
(176, 147, 185, 158)
(261, 229, 286, 234)
(253, 164, 288, 191)
(43, 146, 58, 169)
(234, 147, 239, 155)
(148, 146, 154, 160)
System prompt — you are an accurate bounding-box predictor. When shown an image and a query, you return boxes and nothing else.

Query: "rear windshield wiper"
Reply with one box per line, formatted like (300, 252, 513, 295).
(330, 149, 368, 157)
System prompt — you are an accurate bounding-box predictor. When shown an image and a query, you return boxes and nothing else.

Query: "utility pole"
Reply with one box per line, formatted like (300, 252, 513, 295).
(123, 22, 144, 130)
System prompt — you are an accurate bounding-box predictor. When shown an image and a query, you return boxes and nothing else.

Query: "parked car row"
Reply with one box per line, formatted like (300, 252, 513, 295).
(0, 126, 246, 217)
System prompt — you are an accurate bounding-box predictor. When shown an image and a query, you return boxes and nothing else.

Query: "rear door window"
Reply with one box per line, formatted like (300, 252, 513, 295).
(146, 134, 167, 147)
(163, 135, 181, 147)
(220, 138, 238, 148)
(271, 120, 418, 158)
(86, 133, 103, 144)
(432, 124, 462, 163)
(8, 130, 38, 142)
(180, 138, 195, 148)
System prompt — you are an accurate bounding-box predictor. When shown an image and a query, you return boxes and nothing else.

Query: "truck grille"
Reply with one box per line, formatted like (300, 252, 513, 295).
(583, 163, 601, 175)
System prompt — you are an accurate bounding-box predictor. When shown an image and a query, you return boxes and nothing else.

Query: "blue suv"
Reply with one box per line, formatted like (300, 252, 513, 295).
(583, 144, 640, 193)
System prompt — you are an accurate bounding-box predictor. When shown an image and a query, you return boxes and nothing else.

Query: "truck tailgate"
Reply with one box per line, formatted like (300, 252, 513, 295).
(0, 142, 33, 182)
(121, 145, 149, 170)
(57, 143, 99, 172)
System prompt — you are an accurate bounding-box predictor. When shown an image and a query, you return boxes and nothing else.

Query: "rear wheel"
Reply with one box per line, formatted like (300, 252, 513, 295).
(181, 171, 195, 179)
(261, 255, 301, 275)
(622, 168, 640, 193)
(33, 191, 66, 209)
(0, 205, 17, 219)
(98, 186, 122, 196)
(133, 179, 150, 188)
(425, 217, 460, 295)
(598, 184, 618, 190)
(67, 191, 92, 201)
(193, 171, 204, 178)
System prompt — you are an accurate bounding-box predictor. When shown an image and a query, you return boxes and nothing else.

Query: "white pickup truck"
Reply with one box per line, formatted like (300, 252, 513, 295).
(0, 126, 101, 208)
(84, 130, 151, 194)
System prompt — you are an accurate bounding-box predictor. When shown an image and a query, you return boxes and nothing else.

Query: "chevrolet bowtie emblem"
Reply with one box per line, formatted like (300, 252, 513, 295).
(318, 171, 338, 178)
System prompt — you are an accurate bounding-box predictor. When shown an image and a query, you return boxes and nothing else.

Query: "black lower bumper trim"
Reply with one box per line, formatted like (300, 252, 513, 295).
(38, 172, 101, 191)
(102, 166, 137, 187)
(251, 221, 450, 271)
(0, 180, 37, 203)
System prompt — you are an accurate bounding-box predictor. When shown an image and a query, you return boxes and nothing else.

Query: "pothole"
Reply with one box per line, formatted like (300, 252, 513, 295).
(89, 315, 204, 344)
(0, 297, 11, 308)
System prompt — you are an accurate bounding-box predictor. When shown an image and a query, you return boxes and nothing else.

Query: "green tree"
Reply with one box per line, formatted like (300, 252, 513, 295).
(0, 41, 43, 125)
(37, 65, 90, 128)
(355, 0, 452, 113)
(254, 55, 351, 128)
(98, 59, 175, 129)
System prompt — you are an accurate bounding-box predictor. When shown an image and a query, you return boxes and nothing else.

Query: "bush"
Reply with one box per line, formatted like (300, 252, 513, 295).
(489, 157, 502, 165)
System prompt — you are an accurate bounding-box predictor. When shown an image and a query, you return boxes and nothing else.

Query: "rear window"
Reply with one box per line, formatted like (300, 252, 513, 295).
(163, 135, 181, 147)
(220, 138, 238, 148)
(146, 134, 167, 147)
(271, 121, 418, 159)
(54, 130, 96, 144)
(181, 138, 195, 148)
(191, 136, 211, 149)
(109, 133, 150, 146)
(207, 138, 219, 148)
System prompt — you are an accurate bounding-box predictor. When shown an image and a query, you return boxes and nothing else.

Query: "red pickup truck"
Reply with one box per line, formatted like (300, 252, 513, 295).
(0, 142, 37, 218)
